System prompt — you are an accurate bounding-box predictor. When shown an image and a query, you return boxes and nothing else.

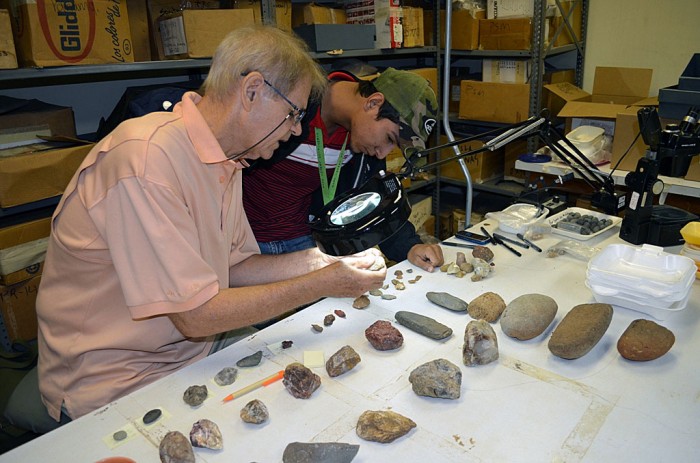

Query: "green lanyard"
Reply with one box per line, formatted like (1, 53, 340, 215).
(315, 127, 349, 205)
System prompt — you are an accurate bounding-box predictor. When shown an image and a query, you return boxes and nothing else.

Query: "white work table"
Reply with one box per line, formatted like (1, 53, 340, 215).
(2, 224, 699, 462)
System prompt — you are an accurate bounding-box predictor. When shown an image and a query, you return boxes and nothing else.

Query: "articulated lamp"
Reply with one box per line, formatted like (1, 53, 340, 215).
(309, 115, 625, 256)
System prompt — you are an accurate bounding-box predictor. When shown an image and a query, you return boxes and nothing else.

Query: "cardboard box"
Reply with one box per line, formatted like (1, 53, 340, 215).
(438, 210, 453, 240)
(422, 214, 435, 236)
(0, 141, 93, 208)
(158, 9, 255, 59)
(424, 8, 484, 51)
(459, 80, 530, 123)
(685, 156, 700, 182)
(0, 97, 77, 152)
(548, 0, 581, 47)
(345, 0, 402, 49)
(294, 24, 374, 52)
(408, 194, 432, 231)
(292, 3, 346, 27)
(7, 0, 134, 67)
(482, 59, 531, 83)
(402, 7, 423, 48)
(0, 9, 17, 69)
(0, 274, 41, 348)
(146, 0, 220, 60)
(487, 0, 534, 19)
(0, 217, 50, 286)
(503, 139, 529, 181)
(437, 137, 504, 184)
(479, 17, 532, 50)
(235, 0, 292, 32)
(126, 0, 152, 61)
(409, 67, 438, 98)
(452, 208, 467, 233)
(543, 81, 589, 122)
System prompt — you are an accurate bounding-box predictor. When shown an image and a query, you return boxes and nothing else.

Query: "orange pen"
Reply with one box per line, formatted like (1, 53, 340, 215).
(222, 370, 284, 403)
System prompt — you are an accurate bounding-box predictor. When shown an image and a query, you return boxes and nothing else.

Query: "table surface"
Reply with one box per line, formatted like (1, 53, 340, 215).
(3, 222, 699, 463)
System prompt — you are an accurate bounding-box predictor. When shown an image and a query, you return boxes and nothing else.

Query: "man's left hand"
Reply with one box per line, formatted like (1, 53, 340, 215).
(407, 244, 444, 272)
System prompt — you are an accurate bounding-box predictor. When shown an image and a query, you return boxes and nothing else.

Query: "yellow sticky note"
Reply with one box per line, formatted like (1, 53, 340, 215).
(303, 351, 325, 368)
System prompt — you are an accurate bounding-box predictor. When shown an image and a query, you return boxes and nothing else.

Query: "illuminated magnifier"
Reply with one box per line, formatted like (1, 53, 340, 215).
(309, 171, 411, 256)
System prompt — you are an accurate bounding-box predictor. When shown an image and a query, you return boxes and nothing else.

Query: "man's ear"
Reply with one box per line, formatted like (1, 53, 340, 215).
(242, 72, 265, 110)
(365, 92, 386, 112)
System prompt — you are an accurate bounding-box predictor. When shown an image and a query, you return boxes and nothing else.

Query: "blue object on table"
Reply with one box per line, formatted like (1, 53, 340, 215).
(518, 153, 552, 163)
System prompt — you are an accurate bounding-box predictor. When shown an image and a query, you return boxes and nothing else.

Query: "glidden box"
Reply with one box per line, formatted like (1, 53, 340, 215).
(6, 0, 133, 66)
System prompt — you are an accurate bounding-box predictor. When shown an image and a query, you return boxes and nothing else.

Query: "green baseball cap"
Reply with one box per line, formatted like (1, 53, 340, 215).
(372, 67, 438, 150)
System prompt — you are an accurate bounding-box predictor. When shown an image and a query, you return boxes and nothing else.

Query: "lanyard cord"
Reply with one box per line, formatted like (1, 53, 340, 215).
(315, 127, 349, 205)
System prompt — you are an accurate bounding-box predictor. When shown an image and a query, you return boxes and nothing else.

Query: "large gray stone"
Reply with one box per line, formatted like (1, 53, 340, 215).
(395, 310, 453, 340)
(282, 442, 359, 463)
(500, 294, 558, 340)
(426, 291, 468, 312)
(408, 358, 462, 399)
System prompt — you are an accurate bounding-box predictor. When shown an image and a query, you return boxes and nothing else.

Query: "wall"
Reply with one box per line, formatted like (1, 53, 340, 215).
(584, 0, 700, 97)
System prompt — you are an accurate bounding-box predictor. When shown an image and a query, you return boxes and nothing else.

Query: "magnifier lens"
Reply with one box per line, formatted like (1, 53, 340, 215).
(330, 192, 381, 225)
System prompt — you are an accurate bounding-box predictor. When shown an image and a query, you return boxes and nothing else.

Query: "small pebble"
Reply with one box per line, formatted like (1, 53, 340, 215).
(334, 309, 346, 318)
(236, 350, 263, 367)
(113, 430, 127, 441)
(324, 314, 336, 326)
(143, 408, 162, 425)
(282, 340, 293, 349)
(312, 324, 324, 332)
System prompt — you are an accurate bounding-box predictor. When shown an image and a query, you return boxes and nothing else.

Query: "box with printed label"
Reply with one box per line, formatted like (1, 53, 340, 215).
(6, 0, 133, 67)
(479, 16, 532, 50)
(482, 59, 531, 84)
(345, 0, 402, 49)
(0, 274, 41, 348)
(424, 8, 484, 51)
(402, 7, 423, 48)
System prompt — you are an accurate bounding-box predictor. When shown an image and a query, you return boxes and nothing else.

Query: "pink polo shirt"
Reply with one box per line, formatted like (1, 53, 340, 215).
(36, 92, 259, 421)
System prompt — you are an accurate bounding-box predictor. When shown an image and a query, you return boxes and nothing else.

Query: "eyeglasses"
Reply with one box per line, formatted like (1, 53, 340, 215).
(263, 78, 306, 125)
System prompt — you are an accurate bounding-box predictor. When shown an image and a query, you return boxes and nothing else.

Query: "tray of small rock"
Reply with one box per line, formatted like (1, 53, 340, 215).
(548, 207, 621, 241)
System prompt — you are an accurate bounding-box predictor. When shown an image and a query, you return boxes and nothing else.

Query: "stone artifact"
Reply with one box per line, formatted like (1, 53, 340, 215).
(548, 303, 613, 359)
(282, 442, 360, 463)
(471, 258, 492, 281)
(426, 291, 468, 312)
(408, 358, 462, 399)
(334, 309, 346, 318)
(456, 251, 466, 266)
(369, 289, 383, 296)
(182, 384, 208, 406)
(326, 345, 362, 377)
(143, 408, 162, 425)
(472, 245, 494, 262)
(353, 295, 370, 309)
(113, 430, 127, 441)
(236, 350, 263, 367)
(283, 362, 321, 399)
(312, 324, 324, 332)
(240, 399, 269, 424)
(468, 292, 506, 322)
(364, 320, 404, 350)
(214, 366, 238, 386)
(617, 319, 675, 361)
(500, 293, 558, 340)
(282, 340, 294, 349)
(190, 418, 223, 449)
(356, 410, 416, 443)
(394, 310, 452, 340)
(381, 294, 397, 300)
(463, 320, 499, 366)
(159, 430, 195, 463)
(324, 314, 336, 326)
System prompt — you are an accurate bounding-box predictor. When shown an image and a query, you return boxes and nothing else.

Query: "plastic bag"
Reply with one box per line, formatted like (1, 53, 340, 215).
(545, 239, 601, 261)
(485, 203, 549, 235)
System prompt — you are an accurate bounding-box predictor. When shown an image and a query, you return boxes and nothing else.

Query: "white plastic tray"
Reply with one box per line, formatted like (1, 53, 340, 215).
(585, 280, 691, 320)
(548, 207, 621, 241)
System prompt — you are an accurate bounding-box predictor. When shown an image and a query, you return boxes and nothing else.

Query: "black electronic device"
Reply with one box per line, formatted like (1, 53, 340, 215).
(619, 106, 700, 246)
(455, 230, 491, 245)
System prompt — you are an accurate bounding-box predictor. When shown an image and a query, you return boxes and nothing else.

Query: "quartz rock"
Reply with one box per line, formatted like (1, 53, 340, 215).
(617, 319, 675, 361)
(468, 292, 506, 322)
(408, 358, 461, 399)
(394, 310, 452, 340)
(463, 319, 499, 366)
(426, 291, 468, 312)
(159, 430, 195, 463)
(326, 345, 361, 377)
(190, 418, 223, 449)
(353, 295, 370, 309)
(282, 442, 360, 463)
(500, 293, 558, 340)
(548, 303, 613, 359)
(182, 384, 208, 407)
(236, 350, 263, 367)
(283, 362, 321, 399)
(214, 366, 238, 386)
(240, 399, 269, 424)
(364, 320, 404, 351)
(356, 410, 416, 443)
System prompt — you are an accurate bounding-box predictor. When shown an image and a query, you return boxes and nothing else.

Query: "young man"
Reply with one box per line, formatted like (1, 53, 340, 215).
(242, 68, 445, 271)
(7, 26, 388, 434)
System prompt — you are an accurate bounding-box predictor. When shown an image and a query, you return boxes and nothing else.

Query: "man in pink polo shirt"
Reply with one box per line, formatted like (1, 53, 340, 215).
(6, 26, 388, 434)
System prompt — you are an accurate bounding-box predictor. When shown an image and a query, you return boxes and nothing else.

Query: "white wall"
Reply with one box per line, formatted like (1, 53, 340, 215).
(584, 0, 700, 96)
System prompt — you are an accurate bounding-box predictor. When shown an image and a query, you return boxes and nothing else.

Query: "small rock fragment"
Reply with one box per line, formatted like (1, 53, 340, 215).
(426, 291, 468, 312)
(159, 430, 195, 463)
(334, 309, 346, 318)
(455, 252, 466, 266)
(356, 410, 416, 443)
(463, 319, 499, 366)
(500, 294, 558, 340)
(182, 385, 208, 407)
(365, 320, 404, 351)
(394, 270, 403, 278)
(408, 358, 462, 399)
(617, 319, 675, 361)
(282, 442, 360, 463)
(459, 262, 474, 273)
(472, 245, 494, 262)
(236, 350, 263, 367)
(353, 295, 370, 309)
(113, 430, 127, 441)
(283, 362, 321, 399)
(326, 345, 362, 377)
(214, 366, 238, 386)
(369, 256, 386, 271)
(189, 419, 223, 450)
(312, 324, 324, 333)
(394, 310, 452, 340)
(143, 408, 162, 425)
(282, 340, 293, 349)
(323, 314, 336, 326)
(369, 289, 383, 296)
(468, 292, 506, 322)
(240, 399, 269, 424)
(548, 303, 613, 359)
(381, 294, 397, 300)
